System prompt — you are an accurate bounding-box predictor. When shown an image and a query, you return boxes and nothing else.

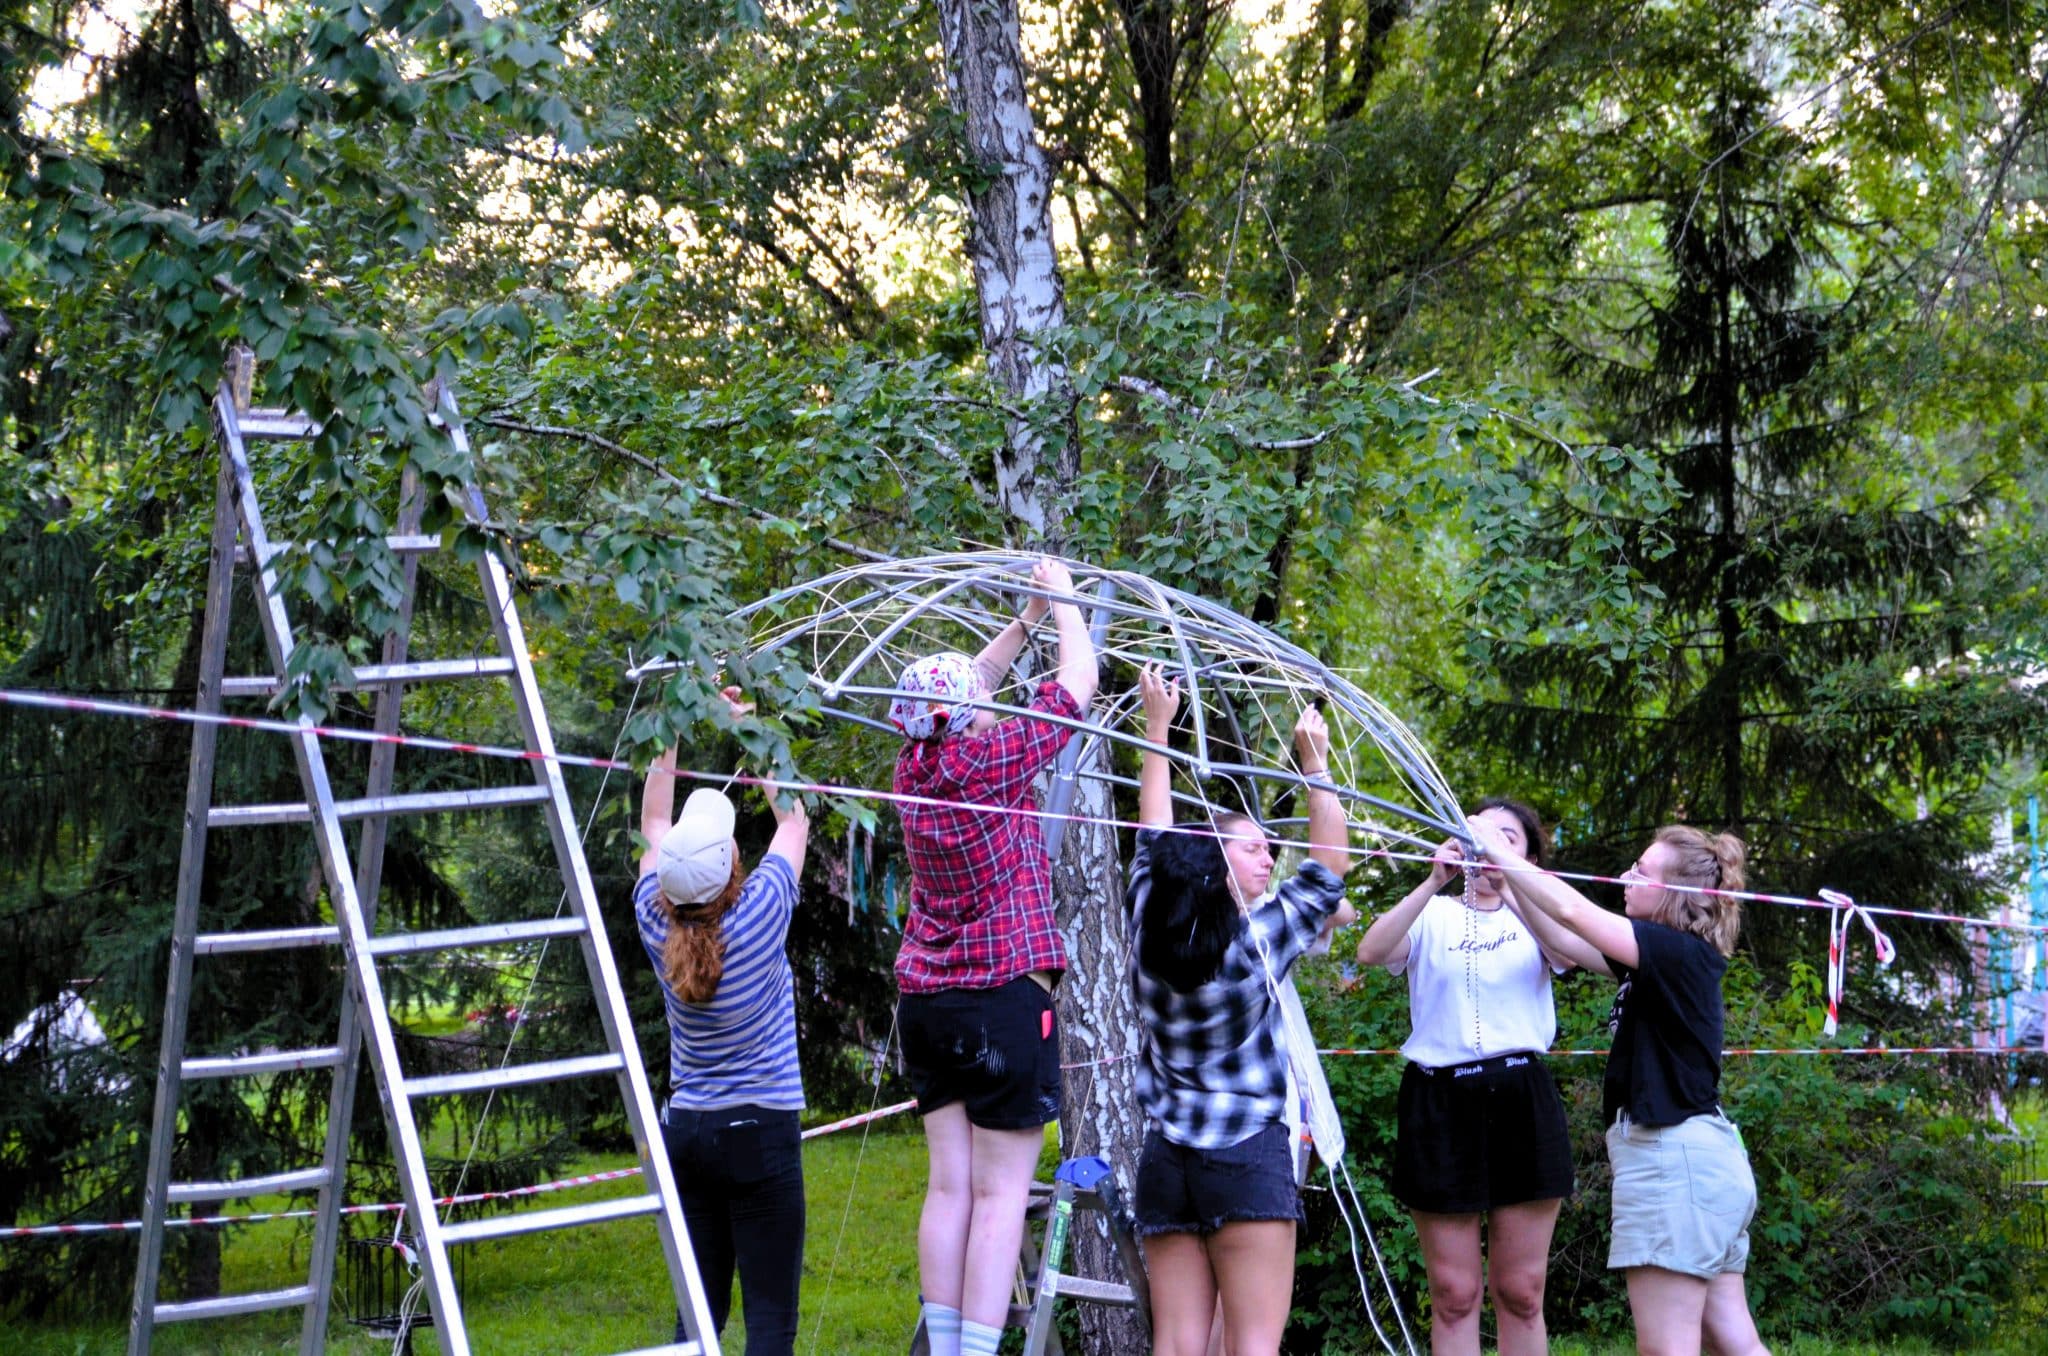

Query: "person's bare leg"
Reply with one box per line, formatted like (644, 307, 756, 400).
(917, 1105, 973, 1311)
(1626, 1265, 1709, 1356)
(1141, 1232, 1220, 1356)
(1485, 1198, 1562, 1356)
(1700, 1273, 1769, 1356)
(1410, 1211, 1483, 1356)
(957, 1122, 1044, 1330)
(1206, 1219, 1296, 1356)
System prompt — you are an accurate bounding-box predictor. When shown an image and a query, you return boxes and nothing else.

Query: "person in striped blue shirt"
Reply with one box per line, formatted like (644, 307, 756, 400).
(635, 687, 810, 1354)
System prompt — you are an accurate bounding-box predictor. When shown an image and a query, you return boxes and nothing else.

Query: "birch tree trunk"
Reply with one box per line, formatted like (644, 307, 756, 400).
(934, 4, 1146, 1350)
(935, 0, 1080, 542)
(1047, 772, 1146, 1354)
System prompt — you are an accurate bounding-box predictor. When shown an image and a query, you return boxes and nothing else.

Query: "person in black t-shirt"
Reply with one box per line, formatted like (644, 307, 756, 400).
(1464, 820, 1769, 1356)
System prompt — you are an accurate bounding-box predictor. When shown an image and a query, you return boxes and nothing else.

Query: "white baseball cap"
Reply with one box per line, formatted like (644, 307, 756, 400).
(656, 788, 737, 906)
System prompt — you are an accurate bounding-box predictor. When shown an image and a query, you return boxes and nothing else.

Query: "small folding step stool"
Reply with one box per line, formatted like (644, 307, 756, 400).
(908, 1155, 1150, 1356)
(127, 355, 719, 1356)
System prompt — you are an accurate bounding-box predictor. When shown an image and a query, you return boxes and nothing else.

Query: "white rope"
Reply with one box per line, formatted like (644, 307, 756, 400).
(1328, 1155, 1421, 1356)
(802, 1002, 902, 1356)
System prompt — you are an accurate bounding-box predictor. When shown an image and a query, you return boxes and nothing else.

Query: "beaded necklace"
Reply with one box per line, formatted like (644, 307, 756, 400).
(1461, 865, 1484, 1054)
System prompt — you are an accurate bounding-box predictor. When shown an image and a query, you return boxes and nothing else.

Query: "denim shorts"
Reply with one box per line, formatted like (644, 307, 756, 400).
(1133, 1122, 1303, 1238)
(1606, 1110, 1756, 1278)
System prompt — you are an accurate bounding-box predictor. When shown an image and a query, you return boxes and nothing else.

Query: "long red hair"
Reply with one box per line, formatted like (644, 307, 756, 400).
(661, 855, 745, 1003)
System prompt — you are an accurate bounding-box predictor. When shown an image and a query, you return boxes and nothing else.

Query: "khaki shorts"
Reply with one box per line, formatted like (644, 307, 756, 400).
(1606, 1111, 1756, 1279)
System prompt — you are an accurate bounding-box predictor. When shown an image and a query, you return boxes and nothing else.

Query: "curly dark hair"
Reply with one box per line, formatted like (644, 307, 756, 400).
(1134, 825, 1243, 991)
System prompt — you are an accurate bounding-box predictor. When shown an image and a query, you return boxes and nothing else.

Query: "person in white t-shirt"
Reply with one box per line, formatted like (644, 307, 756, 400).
(1355, 799, 1601, 1356)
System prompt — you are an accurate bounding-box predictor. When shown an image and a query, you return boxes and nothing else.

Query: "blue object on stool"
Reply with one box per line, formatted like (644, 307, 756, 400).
(1055, 1155, 1113, 1190)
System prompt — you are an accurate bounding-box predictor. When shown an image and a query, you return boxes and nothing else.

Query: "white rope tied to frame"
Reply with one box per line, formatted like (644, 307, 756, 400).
(1820, 888, 1896, 1038)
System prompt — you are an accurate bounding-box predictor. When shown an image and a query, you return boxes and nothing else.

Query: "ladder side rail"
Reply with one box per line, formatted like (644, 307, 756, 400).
(222, 412, 476, 1356)
(298, 954, 365, 1353)
(439, 387, 721, 1351)
(127, 402, 245, 1356)
(1089, 1177, 1151, 1338)
(355, 458, 427, 917)
(297, 463, 431, 1353)
(1021, 1178, 1078, 1356)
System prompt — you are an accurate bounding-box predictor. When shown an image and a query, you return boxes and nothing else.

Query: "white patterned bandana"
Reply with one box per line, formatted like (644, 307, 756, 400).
(889, 651, 981, 740)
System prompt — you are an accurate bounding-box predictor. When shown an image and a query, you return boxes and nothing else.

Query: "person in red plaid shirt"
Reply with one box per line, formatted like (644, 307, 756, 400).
(888, 556, 1098, 1356)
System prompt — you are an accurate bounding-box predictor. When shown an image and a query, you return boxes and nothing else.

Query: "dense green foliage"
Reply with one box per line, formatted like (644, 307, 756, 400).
(4, 0, 2047, 1346)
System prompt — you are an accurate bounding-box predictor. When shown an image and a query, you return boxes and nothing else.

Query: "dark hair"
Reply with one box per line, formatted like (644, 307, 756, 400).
(1471, 796, 1553, 868)
(1213, 811, 1258, 839)
(1133, 826, 1241, 991)
(661, 853, 745, 1003)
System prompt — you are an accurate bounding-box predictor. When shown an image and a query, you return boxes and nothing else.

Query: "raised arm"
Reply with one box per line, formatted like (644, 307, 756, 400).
(1498, 877, 1612, 977)
(1293, 708, 1350, 880)
(1466, 816, 1639, 970)
(765, 785, 809, 879)
(1137, 663, 1179, 828)
(972, 569, 1053, 694)
(1028, 558, 1095, 708)
(639, 686, 755, 879)
(1355, 839, 1460, 968)
(638, 745, 679, 878)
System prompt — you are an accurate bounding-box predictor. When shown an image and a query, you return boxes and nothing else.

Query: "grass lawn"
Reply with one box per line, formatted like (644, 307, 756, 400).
(13, 1122, 2040, 1354)
(16, 1127, 933, 1355)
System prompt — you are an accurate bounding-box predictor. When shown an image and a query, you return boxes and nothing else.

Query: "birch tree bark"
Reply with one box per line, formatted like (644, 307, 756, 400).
(935, 0, 1081, 542)
(934, 4, 1146, 1350)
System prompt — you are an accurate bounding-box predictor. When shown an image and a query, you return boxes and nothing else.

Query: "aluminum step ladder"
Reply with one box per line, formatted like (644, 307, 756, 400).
(907, 1155, 1150, 1356)
(128, 355, 720, 1356)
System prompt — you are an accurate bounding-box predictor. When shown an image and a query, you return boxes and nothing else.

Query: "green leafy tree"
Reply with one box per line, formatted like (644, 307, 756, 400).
(1448, 26, 2048, 973)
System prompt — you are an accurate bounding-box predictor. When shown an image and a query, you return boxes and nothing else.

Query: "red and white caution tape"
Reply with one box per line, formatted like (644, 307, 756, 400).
(0, 1101, 921, 1240)
(1082, 1043, 2033, 1063)
(798, 1098, 918, 1141)
(0, 1165, 644, 1239)
(5, 686, 2044, 940)
(1820, 888, 1897, 1038)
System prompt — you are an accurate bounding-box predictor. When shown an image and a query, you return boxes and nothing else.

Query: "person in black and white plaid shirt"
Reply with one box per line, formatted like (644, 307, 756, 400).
(1126, 664, 1356, 1356)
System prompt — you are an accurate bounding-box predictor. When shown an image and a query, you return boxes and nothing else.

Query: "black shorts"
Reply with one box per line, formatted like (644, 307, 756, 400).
(897, 977, 1061, 1131)
(1133, 1122, 1303, 1238)
(1390, 1053, 1574, 1215)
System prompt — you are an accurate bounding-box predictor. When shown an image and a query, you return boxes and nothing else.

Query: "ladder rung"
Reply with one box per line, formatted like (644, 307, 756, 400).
(183, 1046, 345, 1079)
(235, 411, 320, 440)
(407, 1052, 624, 1100)
(1044, 1274, 1138, 1306)
(196, 925, 341, 955)
(221, 656, 516, 698)
(234, 534, 440, 567)
(154, 1284, 315, 1322)
(369, 916, 587, 958)
(438, 1192, 663, 1246)
(168, 1166, 332, 1203)
(210, 784, 554, 828)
